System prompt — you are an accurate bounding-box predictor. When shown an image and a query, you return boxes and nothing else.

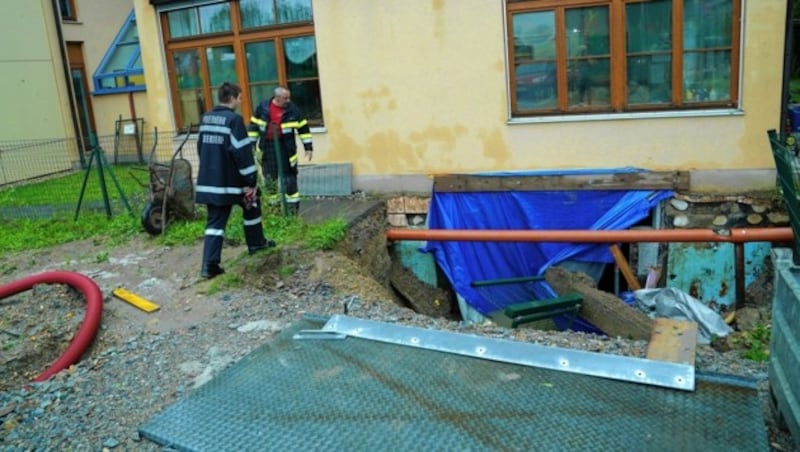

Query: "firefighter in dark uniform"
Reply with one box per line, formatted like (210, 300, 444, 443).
(196, 82, 274, 279)
(248, 86, 313, 215)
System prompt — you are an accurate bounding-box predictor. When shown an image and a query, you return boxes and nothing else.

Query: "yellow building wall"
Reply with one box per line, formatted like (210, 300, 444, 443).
(133, 0, 787, 191)
(62, 0, 145, 138)
(0, 0, 71, 141)
(314, 0, 785, 176)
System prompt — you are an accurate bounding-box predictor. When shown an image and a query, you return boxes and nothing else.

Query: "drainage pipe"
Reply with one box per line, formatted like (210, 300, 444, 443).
(0, 271, 103, 382)
(386, 226, 794, 310)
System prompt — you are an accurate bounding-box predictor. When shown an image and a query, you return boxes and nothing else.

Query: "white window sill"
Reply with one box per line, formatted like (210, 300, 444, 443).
(508, 108, 744, 125)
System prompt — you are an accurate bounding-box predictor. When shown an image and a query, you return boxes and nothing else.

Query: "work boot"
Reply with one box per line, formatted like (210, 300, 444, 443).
(288, 203, 300, 217)
(200, 263, 225, 279)
(248, 239, 277, 255)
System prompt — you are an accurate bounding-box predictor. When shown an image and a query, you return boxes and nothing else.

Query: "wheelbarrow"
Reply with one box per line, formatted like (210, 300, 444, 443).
(140, 127, 196, 235)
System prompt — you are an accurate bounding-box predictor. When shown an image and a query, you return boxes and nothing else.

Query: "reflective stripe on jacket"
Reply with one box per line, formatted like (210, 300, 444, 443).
(248, 98, 313, 158)
(195, 105, 258, 206)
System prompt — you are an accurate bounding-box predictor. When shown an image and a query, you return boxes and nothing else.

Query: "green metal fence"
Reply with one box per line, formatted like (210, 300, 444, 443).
(0, 131, 353, 221)
(767, 129, 800, 262)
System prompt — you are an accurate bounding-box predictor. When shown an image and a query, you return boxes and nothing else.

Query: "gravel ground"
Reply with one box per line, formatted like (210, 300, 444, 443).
(0, 230, 796, 450)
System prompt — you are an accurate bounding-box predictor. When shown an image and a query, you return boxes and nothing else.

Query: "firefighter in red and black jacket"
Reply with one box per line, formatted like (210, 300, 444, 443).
(196, 82, 274, 279)
(248, 86, 313, 215)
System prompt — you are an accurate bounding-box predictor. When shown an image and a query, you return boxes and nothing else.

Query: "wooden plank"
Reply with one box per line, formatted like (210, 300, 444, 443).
(433, 171, 689, 192)
(609, 244, 642, 290)
(545, 266, 654, 340)
(646, 318, 698, 366)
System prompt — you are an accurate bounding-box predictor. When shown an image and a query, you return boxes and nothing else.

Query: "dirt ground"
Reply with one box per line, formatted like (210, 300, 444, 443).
(0, 207, 401, 391)
(1, 203, 797, 450)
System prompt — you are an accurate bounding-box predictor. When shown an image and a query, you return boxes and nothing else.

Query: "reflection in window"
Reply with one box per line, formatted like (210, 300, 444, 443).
(173, 50, 204, 128)
(512, 11, 557, 110)
(507, 0, 739, 116)
(246, 40, 279, 105)
(566, 6, 610, 107)
(162, 0, 323, 126)
(206, 46, 237, 87)
(168, 3, 231, 38)
(284, 36, 321, 122)
(626, 0, 672, 105)
(93, 11, 145, 94)
(683, 0, 732, 103)
(240, 0, 312, 29)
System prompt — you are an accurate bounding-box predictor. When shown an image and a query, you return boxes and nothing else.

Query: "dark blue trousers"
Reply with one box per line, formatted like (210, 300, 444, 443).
(202, 201, 266, 267)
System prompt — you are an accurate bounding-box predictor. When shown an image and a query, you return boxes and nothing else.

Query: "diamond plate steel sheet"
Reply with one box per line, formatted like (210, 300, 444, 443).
(140, 318, 768, 451)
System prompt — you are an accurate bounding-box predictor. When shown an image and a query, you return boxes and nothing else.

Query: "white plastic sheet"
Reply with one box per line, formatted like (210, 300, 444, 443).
(634, 287, 733, 344)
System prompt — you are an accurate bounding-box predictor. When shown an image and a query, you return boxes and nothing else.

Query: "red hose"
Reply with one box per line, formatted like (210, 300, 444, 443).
(0, 271, 103, 382)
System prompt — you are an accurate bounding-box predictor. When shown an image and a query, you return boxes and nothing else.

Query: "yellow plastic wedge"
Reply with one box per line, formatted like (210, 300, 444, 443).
(112, 287, 160, 313)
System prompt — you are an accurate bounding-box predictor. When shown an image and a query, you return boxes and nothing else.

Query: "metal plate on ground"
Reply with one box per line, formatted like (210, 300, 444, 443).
(322, 315, 694, 391)
(139, 318, 768, 451)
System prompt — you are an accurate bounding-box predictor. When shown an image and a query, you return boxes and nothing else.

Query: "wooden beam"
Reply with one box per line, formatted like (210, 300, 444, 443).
(646, 318, 698, 366)
(433, 171, 689, 192)
(609, 244, 642, 290)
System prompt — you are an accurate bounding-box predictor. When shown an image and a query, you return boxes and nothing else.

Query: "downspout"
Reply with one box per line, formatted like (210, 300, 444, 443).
(50, 0, 87, 165)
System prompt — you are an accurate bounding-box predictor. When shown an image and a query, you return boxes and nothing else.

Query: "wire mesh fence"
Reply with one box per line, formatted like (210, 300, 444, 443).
(0, 130, 353, 222)
(0, 130, 194, 221)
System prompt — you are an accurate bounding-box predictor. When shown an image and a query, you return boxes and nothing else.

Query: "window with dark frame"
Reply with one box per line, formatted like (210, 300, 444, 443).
(59, 0, 76, 21)
(507, 0, 740, 117)
(161, 0, 321, 129)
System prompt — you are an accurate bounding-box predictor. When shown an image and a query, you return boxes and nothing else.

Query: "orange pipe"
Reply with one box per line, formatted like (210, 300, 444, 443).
(386, 227, 794, 243)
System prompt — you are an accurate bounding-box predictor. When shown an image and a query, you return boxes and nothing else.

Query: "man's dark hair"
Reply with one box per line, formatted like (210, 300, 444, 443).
(218, 82, 242, 103)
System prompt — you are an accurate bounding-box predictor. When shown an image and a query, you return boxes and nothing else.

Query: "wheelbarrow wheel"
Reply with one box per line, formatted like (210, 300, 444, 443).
(141, 202, 166, 235)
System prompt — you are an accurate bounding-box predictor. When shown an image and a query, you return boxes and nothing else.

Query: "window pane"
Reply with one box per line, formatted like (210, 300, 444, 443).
(199, 3, 231, 34)
(246, 41, 278, 83)
(250, 83, 279, 108)
(684, 0, 732, 50)
(173, 50, 205, 128)
(288, 80, 322, 122)
(59, 0, 75, 20)
(626, 1, 671, 53)
(278, 0, 313, 24)
(684, 50, 731, 102)
(512, 11, 556, 110)
(626, 0, 672, 105)
(207, 45, 237, 87)
(168, 9, 198, 38)
(246, 40, 278, 105)
(628, 55, 672, 104)
(516, 63, 556, 109)
(566, 6, 610, 107)
(120, 20, 138, 43)
(105, 44, 136, 72)
(240, 0, 276, 28)
(512, 11, 555, 62)
(283, 36, 318, 79)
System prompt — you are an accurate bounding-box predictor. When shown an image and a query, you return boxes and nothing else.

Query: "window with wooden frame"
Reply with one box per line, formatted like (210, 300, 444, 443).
(58, 0, 77, 21)
(507, 0, 740, 117)
(160, 0, 320, 130)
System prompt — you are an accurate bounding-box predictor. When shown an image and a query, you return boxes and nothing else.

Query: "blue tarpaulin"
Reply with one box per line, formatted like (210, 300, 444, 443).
(422, 169, 673, 325)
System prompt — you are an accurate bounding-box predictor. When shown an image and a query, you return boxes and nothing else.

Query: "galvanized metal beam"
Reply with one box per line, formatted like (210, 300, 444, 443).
(320, 315, 695, 391)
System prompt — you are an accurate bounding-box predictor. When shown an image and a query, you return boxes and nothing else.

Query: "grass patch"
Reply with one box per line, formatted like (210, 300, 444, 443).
(0, 167, 351, 257)
(791, 77, 800, 104)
